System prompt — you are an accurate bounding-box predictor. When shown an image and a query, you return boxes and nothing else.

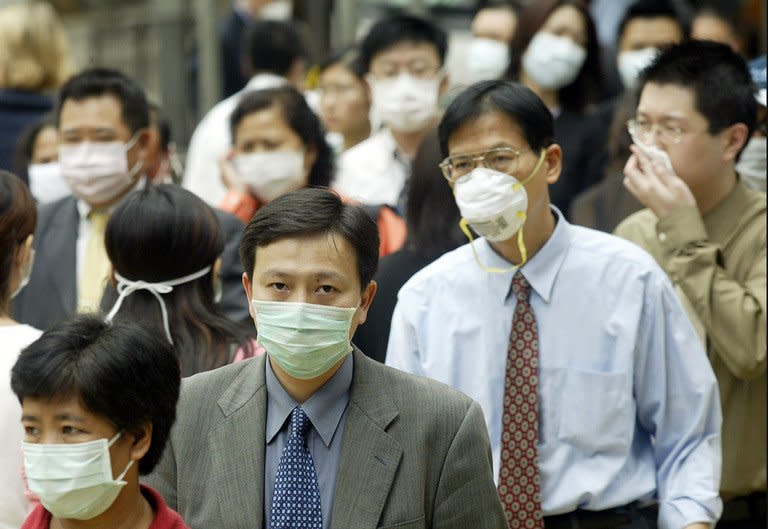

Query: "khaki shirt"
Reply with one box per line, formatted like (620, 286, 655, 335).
(615, 181, 766, 497)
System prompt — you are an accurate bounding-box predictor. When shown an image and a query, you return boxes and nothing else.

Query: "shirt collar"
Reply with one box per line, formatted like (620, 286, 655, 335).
(243, 73, 287, 93)
(265, 353, 353, 447)
(474, 206, 570, 304)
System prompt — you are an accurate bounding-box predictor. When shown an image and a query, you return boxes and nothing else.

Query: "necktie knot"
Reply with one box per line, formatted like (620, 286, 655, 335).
(511, 273, 531, 301)
(88, 209, 109, 231)
(289, 407, 312, 440)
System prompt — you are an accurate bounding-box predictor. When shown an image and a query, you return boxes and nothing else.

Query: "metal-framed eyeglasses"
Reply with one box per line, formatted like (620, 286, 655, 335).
(626, 118, 684, 145)
(439, 147, 531, 184)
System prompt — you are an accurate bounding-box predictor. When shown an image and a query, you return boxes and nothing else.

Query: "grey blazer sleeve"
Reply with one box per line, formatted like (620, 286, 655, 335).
(433, 400, 507, 529)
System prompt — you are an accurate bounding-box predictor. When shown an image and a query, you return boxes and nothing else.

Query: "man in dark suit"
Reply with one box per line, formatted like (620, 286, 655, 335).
(12, 67, 249, 330)
(145, 188, 506, 529)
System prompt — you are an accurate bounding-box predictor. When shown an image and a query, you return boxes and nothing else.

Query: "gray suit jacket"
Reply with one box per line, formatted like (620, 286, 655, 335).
(11, 194, 250, 329)
(145, 349, 506, 529)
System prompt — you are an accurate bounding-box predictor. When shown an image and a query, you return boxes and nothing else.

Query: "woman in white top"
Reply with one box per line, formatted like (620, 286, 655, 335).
(0, 170, 41, 529)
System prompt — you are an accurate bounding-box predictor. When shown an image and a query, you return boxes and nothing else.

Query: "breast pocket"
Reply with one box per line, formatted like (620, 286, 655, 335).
(557, 369, 632, 455)
(377, 515, 426, 529)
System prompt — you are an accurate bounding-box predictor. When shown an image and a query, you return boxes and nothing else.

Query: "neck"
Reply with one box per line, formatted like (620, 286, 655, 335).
(270, 355, 346, 403)
(694, 168, 738, 215)
(520, 71, 559, 111)
(490, 205, 556, 265)
(55, 483, 153, 529)
(343, 123, 372, 152)
(390, 122, 435, 160)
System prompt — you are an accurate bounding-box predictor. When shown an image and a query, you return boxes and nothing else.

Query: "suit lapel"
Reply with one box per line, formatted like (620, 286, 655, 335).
(210, 356, 267, 528)
(331, 350, 402, 529)
(48, 197, 79, 314)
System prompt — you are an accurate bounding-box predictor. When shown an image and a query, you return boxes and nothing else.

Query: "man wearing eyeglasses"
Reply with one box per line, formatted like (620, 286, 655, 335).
(615, 41, 766, 529)
(387, 79, 722, 529)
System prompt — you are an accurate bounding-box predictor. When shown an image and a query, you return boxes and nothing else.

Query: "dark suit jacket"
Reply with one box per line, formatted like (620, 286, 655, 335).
(144, 349, 506, 529)
(0, 89, 53, 178)
(12, 195, 249, 330)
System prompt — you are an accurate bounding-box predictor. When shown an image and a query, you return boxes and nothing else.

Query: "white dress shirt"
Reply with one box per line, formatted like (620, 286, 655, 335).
(386, 208, 722, 529)
(183, 73, 287, 205)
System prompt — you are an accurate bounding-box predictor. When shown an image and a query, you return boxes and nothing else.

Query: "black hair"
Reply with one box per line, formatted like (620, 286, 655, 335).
(318, 46, 366, 80)
(13, 115, 56, 182)
(105, 184, 254, 376)
(239, 188, 379, 289)
(244, 20, 306, 77)
(638, 40, 757, 149)
(508, 0, 602, 112)
(617, 0, 686, 42)
(0, 170, 36, 312)
(360, 14, 448, 72)
(405, 129, 465, 259)
(438, 80, 555, 157)
(11, 315, 180, 475)
(229, 86, 334, 188)
(56, 67, 149, 134)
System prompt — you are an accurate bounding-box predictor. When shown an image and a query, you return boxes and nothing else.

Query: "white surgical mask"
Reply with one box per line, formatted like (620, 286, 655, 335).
(259, 0, 291, 21)
(23, 432, 133, 520)
(28, 162, 70, 204)
(522, 32, 587, 90)
(11, 248, 34, 299)
(454, 150, 546, 273)
(233, 150, 306, 202)
(59, 135, 142, 205)
(368, 73, 442, 133)
(252, 300, 356, 379)
(466, 37, 510, 83)
(105, 265, 213, 344)
(617, 47, 659, 91)
(736, 136, 767, 192)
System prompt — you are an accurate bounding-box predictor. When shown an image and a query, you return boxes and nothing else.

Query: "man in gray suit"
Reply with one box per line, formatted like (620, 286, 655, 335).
(145, 188, 506, 529)
(11, 67, 249, 329)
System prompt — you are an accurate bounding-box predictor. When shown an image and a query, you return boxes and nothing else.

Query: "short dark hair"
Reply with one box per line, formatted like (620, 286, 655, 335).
(319, 46, 366, 80)
(244, 20, 305, 77)
(617, 0, 686, 42)
(229, 86, 334, 188)
(360, 14, 448, 73)
(0, 171, 36, 309)
(56, 67, 150, 134)
(10, 315, 181, 475)
(639, 40, 757, 144)
(239, 188, 379, 289)
(438, 80, 555, 157)
(105, 184, 254, 376)
(508, 0, 602, 112)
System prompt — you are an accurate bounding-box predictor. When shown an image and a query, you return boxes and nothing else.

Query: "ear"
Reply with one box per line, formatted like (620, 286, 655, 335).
(438, 72, 450, 98)
(354, 280, 378, 326)
(14, 234, 33, 266)
(543, 144, 562, 185)
(109, 265, 117, 287)
(212, 257, 222, 283)
(242, 272, 256, 321)
(721, 123, 749, 163)
(303, 144, 318, 180)
(128, 422, 152, 462)
(288, 58, 307, 90)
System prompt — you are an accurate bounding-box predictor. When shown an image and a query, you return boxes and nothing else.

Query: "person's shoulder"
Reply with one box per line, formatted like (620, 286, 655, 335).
(398, 243, 474, 296)
(178, 358, 261, 412)
(567, 221, 660, 271)
(143, 484, 191, 529)
(212, 206, 245, 230)
(19, 503, 50, 529)
(614, 208, 657, 241)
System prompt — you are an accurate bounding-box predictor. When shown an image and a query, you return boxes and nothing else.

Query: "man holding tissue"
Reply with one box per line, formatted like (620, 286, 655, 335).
(615, 41, 766, 528)
(386, 80, 722, 529)
(145, 188, 506, 529)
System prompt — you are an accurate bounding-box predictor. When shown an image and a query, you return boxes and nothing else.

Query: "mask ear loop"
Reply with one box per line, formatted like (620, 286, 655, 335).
(457, 149, 546, 274)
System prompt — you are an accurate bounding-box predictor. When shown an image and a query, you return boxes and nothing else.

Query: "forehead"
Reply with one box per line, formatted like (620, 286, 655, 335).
(253, 232, 360, 285)
(638, 82, 702, 121)
(448, 111, 528, 154)
(320, 64, 360, 85)
(59, 94, 129, 133)
(235, 106, 293, 138)
(620, 17, 682, 48)
(543, 5, 586, 35)
(472, 8, 517, 40)
(23, 394, 89, 418)
(370, 41, 441, 67)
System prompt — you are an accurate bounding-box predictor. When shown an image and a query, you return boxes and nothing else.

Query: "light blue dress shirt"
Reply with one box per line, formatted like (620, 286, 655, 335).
(386, 209, 722, 529)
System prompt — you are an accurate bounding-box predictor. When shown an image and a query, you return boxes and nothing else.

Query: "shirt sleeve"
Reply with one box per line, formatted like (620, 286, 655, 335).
(633, 271, 722, 529)
(656, 206, 767, 380)
(385, 294, 427, 377)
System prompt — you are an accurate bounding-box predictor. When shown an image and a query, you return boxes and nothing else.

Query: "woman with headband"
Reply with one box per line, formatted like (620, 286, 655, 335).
(104, 184, 254, 376)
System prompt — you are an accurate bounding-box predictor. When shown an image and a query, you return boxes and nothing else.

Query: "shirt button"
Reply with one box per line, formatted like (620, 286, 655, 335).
(658, 232, 667, 242)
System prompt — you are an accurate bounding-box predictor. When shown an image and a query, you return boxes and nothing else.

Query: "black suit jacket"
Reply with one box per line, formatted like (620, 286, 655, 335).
(12, 195, 249, 330)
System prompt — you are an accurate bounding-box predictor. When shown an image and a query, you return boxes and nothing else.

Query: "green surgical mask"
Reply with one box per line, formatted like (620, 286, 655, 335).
(252, 300, 357, 379)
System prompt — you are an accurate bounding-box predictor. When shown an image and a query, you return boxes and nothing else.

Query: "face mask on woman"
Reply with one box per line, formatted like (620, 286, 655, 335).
(522, 32, 587, 90)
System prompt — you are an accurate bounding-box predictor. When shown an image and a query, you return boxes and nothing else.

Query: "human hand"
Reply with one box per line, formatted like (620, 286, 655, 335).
(218, 150, 249, 194)
(623, 144, 696, 219)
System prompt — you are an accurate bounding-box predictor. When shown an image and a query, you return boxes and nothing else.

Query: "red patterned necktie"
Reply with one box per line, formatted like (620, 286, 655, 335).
(498, 273, 544, 529)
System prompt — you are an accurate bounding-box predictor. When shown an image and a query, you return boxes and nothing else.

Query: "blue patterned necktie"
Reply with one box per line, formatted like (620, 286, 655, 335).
(270, 406, 323, 529)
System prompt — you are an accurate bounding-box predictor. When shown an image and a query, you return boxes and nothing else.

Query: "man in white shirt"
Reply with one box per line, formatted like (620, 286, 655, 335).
(386, 80, 722, 529)
(332, 14, 448, 213)
(183, 19, 306, 205)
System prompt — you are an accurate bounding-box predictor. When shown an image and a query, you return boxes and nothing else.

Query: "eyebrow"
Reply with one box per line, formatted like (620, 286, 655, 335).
(260, 269, 346, 282)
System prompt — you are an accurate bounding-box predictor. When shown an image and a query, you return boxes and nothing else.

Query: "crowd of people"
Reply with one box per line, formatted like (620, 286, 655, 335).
(0, 0, 765, 528)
